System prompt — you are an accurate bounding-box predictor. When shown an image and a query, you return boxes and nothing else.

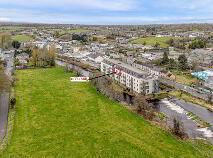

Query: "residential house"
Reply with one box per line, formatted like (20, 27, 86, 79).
(16, 53, 29, 64)
(87, 53, 105, 63)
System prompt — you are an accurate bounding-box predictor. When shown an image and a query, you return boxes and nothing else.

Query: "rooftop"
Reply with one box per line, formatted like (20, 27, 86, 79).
(192, 48, 213, 54)
(87, 53, 104, 59)
(103, 58, 149, 77)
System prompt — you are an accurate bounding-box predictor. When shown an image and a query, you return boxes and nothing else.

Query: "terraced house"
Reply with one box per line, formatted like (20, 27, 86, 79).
(101, 59, 159, 94)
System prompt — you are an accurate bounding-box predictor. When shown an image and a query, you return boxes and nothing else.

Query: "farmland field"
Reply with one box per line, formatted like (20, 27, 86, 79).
(11, 35, 33, 42)
(0, 67, 212, 158)
(130, 37, 183, 48)
(0, 27, 34, 33)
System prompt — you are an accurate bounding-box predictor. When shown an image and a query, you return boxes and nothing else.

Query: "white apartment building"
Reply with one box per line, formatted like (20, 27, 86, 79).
(101, 59, 159, 94)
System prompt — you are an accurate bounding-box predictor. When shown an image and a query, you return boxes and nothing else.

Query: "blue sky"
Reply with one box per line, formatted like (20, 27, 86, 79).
(0, 0, 213, 24)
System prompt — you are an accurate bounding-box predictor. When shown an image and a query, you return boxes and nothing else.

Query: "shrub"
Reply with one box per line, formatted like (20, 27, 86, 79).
(171, 118, 188, 139)
(10, 97, 16, 109)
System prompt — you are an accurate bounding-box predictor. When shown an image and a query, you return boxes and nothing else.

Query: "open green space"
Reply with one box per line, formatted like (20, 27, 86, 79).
(11, 35, 33, 42)
(47, 29, 90, 34)
(1, 67, 213, 158)
(175, 74, 200, 86)
(130, 37, 183, 48)
(0, 27, 34, 33)
(169, 69, 200, 86)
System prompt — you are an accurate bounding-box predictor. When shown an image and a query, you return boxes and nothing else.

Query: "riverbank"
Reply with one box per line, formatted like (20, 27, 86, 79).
(153, 98, 213, 144)
(1, 67, 212, 158)
(169, 90, 213, 112)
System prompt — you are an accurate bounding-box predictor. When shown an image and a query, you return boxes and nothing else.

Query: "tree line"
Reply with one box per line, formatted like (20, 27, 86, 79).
(31, 46, 56, 66)
(0, 33, 11, 49)
(154, 52, 189, 71)
(166, 38, 207, 50)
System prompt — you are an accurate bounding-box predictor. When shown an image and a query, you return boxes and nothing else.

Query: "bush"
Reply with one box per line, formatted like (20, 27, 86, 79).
(171, 118, 188, 139)
(10, 97, 16, 109)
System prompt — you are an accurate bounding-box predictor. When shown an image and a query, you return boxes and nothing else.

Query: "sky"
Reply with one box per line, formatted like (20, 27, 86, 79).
(0, 0, 213, 24)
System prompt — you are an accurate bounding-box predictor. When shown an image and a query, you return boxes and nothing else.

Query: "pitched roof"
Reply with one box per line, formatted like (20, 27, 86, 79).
(87, 53, 104, 59)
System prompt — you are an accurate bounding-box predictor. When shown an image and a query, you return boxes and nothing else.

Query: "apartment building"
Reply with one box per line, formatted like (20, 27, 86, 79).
(132, 62, 162, 76)
(101, 59, 159, 94)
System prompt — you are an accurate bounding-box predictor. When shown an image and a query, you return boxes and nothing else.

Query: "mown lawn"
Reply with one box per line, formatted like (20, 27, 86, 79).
(11, 35, 33, 42)
(130, 37, 183, 48)
(0, 67, 213, 158)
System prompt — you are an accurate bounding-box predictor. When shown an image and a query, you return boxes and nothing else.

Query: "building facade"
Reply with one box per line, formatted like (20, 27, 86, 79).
(101, 59, 159, 94)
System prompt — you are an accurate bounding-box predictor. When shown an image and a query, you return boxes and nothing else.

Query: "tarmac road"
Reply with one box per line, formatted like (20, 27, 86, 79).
(0, 92, 9, 140)
(0, 52, 14, 140)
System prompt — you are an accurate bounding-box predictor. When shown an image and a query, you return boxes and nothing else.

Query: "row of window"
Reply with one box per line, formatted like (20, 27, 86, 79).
(102, 64, 153, 94)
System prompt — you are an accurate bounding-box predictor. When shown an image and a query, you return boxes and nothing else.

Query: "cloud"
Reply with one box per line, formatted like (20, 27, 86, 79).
(0, 17, 11, 22)
(0, 0, 137, 11)
(156, 0, 213, 11)
(1, 7, 213, 24)
(0, 1, 213, 24)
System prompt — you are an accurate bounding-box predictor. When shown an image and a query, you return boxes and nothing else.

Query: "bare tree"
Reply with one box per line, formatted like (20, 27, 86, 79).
(31, 45, 56, 66)
(171, 117, 188, 139)
(0, 33, 11, 49)
(134, 94, 155, 120)
(207, 94, 213, 105)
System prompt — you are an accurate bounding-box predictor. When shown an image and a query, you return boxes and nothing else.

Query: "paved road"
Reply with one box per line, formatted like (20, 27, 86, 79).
(159, 77, 213, 102)
(4, 53, 14, 76)
(0, 93, 9, 140)
(158, 98, 213, 144)
(171, 98, 213, 126)
(0, 52, 14, 140)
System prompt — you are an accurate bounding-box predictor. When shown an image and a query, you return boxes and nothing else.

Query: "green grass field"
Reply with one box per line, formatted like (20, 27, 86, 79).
(1, 67, 212, 158)
(47, 29, 90, 34)
(11, 35, 33, 42)
(0, 27, 35, 33)
(175, 75, 199, 86)
(130, 37, 182, 48)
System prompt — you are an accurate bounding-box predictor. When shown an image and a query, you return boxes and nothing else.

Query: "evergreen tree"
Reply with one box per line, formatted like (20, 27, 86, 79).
(178, 54, 188, 70)
(12, 41, 21, 49)
(161, 52, 169, 65)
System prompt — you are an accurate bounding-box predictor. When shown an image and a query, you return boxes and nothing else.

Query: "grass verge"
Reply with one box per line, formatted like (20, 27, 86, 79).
(169, 90, 213, 111)
(0, 87, 16, 151)
(175, 75, 199, 86)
